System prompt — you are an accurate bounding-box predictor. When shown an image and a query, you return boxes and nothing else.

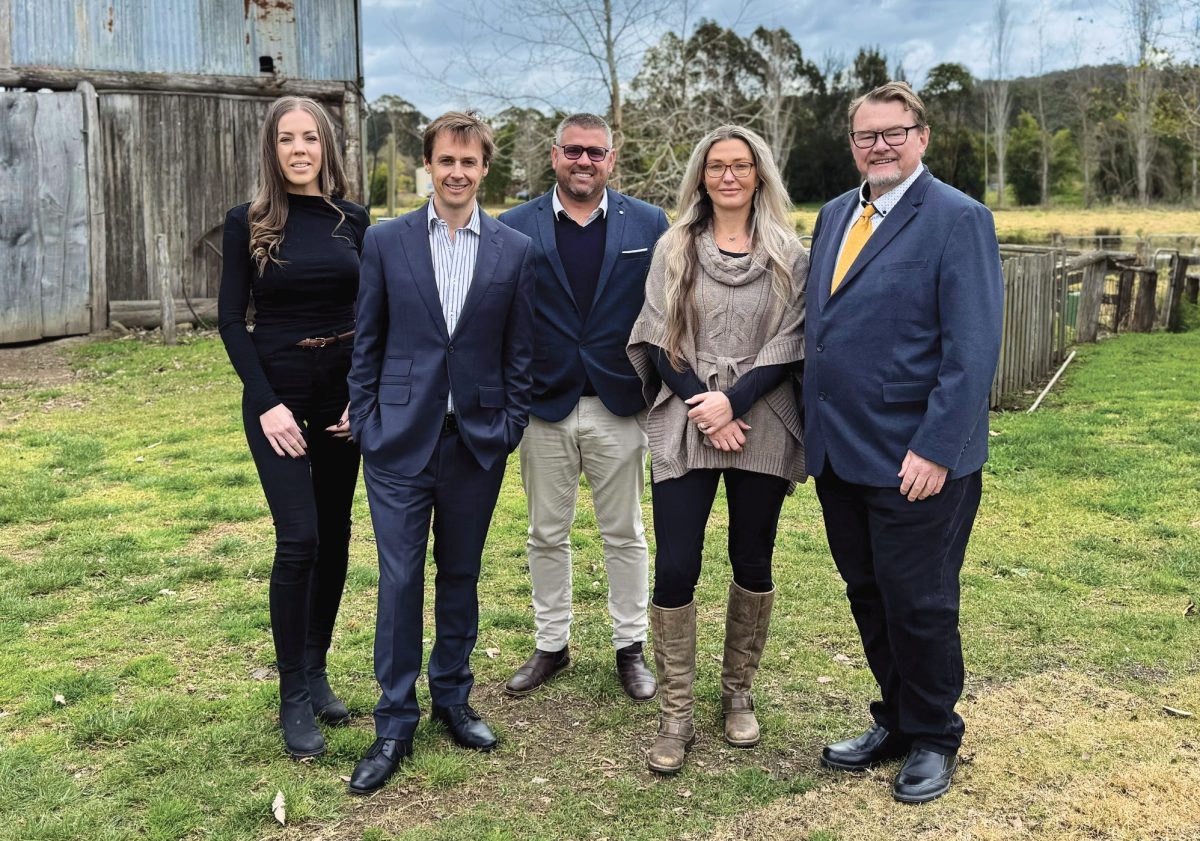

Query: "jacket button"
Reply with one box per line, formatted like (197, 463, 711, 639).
(818, 392, 827, 401)
(448, 345, 455, 353)
(815, 343, 824, 352)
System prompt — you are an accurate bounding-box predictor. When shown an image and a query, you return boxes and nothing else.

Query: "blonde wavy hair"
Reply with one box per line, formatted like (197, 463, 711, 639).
(657, 125, 798, 370)
(248, 96, 349, 274)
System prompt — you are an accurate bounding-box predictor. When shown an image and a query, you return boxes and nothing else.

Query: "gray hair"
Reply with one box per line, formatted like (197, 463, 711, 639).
(554, 113, 613, 146)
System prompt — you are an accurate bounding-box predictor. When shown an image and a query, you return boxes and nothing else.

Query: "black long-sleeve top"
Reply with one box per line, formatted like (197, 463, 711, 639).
(648, 346, 789, 419)
(218, 194, 370, 416)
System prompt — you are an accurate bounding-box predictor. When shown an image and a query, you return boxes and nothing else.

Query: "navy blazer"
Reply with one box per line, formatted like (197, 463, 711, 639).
(348, 205, 536, 477)
(499, 188, 669, 422)
(803, 169, 1004, 486)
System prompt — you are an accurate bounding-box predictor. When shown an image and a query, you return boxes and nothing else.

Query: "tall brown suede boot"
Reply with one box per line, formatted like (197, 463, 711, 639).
(720, 582, 775, 747)
(646, 601, 697, 774)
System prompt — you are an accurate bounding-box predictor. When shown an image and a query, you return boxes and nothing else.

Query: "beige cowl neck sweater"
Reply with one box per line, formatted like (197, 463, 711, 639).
(628, 229, 808, 483)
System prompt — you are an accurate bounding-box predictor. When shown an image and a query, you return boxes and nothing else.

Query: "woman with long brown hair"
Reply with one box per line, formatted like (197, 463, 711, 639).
(218, 96, 370, 758)
(628, 125, 807, 774)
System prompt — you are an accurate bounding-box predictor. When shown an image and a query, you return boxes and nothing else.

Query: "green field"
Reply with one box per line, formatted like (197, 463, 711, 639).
(0, 306, 1198, 840)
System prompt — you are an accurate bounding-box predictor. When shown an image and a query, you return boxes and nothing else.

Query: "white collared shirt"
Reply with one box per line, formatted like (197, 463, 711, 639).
(427, 199, 482, 413)
(552, 187, 608, 226)
(834, 163, 926, 266)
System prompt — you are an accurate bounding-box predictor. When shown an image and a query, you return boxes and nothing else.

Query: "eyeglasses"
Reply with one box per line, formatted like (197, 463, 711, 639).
(849, 125, 922, 149)
(555, 144, 611, 162)
(705, 161, 755, 179)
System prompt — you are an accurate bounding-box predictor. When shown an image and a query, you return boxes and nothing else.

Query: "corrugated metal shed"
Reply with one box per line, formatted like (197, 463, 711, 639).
(9, 0, 359, 82)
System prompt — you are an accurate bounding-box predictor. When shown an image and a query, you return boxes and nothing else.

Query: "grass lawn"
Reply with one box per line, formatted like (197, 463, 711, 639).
(1, 307, 1198, 840)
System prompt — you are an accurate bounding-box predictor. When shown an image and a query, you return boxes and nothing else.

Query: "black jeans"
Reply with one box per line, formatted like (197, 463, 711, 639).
(650, 468, 789, 608)
(814, 460, 982, 754)
(243, 343, 360, 677)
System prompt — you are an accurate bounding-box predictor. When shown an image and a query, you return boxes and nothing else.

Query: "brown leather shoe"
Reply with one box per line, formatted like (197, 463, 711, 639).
(616, 642, 657, 701)
(504, 647, 569, 696)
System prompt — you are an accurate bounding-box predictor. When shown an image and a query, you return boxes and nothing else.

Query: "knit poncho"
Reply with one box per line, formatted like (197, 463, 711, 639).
(628, 229, 808, 483)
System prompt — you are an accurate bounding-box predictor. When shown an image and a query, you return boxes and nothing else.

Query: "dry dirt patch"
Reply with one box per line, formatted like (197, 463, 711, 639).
(700, 671, 1200, 841)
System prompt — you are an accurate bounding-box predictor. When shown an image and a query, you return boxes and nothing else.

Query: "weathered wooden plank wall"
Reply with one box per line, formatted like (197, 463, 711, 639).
(99, 92, 344, 302)
(0, 90, 92, 344)
(990, 251, 1065, 407)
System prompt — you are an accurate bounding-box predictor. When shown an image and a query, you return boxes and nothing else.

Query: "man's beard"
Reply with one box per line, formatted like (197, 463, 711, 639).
(866, 170, 903, 190)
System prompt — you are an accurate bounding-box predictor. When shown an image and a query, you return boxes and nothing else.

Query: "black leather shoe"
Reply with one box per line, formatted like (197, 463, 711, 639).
(616, 642, 657, 701)
(430, 703, 498, 751)
(348, 737, 412, 795)
(504, 647, 570, 696)
(820, 724, 911, 772)
(892, 747, 957, 803)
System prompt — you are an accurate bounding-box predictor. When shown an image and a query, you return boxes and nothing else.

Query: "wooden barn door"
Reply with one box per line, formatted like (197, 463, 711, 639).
(0, 90, 93, 343)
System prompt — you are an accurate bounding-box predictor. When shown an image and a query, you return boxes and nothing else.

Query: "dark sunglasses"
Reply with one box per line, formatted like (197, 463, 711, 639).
(555, 143, 611, 162)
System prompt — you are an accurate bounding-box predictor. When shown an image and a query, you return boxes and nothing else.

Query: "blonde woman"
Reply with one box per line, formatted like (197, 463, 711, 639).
(218, 96, 370, 758)
(628, 125, 806, 774)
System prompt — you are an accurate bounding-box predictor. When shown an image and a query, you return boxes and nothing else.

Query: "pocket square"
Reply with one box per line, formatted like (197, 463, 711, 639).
(621, 247, 648, 254)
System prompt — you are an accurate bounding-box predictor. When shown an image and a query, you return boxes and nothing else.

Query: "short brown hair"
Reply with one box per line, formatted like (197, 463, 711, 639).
(422, 111, 495, 166)
(847, 81, 929, 129)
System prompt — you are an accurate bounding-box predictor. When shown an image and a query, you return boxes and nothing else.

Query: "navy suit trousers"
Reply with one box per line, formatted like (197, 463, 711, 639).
(815, 461, 982, 754)
(364, 429, 506, 739)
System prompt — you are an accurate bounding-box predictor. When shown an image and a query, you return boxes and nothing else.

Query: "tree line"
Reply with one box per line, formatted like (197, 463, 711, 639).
(366, 12, 1200, 211)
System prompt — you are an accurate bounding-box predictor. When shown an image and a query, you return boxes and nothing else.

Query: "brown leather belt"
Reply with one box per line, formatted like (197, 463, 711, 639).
(295, 330, 355, 348)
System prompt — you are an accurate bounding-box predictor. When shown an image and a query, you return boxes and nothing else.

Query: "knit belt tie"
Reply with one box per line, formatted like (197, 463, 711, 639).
(695, 351, 755, 392)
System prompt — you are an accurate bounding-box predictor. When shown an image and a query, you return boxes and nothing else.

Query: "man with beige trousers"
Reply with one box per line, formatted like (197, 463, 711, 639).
(498, 114, 669, 700)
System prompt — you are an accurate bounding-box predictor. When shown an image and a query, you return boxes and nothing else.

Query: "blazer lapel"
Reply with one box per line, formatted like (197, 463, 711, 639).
(591, 188, 624, 309)
(535, 192, 576, 308)
(401, 209, 449, 340)
(830, 170, 930, 300)
(817, 193, 860, 312)
(451, 211, 502, 339)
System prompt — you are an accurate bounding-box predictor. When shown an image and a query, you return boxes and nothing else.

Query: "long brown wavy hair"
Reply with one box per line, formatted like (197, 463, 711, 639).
(658, 125, 797, 370)
(248, 96, 350, 274)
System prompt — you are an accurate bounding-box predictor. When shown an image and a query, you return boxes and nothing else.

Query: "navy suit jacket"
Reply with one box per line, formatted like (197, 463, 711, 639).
(499, 188, 669, 422)
(348, 205, 536, 477)
(804, 169, 1004, 486)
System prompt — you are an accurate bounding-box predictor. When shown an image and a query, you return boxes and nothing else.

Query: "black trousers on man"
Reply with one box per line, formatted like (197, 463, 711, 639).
(815, 460, 982, 755)
(362, 426, 506, 741)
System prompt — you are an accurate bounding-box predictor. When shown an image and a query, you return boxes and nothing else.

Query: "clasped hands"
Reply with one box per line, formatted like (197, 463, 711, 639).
(685, 391, 750, 452)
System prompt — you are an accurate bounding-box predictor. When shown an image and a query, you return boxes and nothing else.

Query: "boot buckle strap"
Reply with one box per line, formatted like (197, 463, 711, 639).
(722, 692, 754, 713)
(657, 718, 695, 739)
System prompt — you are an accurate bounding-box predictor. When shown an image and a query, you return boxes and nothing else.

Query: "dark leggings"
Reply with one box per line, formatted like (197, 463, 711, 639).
(243, 343, 360, 676)
(651, 468, 789, 608)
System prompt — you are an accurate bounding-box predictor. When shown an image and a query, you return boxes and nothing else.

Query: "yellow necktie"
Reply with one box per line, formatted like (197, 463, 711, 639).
(831, 204, 876, 295)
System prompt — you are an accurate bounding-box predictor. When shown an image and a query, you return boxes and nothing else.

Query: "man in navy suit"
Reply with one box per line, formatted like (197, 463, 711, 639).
(346, 112, 535, 794)
(498, 114, 668, 700)
(804, 82, 1003, 803)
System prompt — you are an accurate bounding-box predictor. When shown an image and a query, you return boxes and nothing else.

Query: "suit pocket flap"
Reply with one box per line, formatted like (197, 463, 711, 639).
(478, 386, 505, 408)
(384, 358, 413, 376)
(883, 260, 928, 271)
(882, 380, 935, 403)
(379, 383, 411, 405)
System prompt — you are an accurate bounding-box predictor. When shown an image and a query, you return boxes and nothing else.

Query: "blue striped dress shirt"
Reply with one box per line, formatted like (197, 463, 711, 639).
(427, 200, 481, 413)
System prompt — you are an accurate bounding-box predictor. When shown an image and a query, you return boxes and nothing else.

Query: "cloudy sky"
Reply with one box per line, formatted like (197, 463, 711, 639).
(360, 0, 1187, 116)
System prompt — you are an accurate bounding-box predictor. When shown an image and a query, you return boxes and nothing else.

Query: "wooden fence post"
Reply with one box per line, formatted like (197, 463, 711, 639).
(1115, 269, 1134, 332)
(1131, 268, 1157, 332)
(1076, 258, 1107, 342)
(1164, 255, 1189, 331)
(156, 234, 176, 346)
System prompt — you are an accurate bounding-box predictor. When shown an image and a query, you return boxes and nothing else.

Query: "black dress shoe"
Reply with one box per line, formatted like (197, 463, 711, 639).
(820, 723, 911, 772)
(892, 747, 957, 803)
(616, 642, 657, 701)
(348, 737, 413, 795)
(504, 647, 570, 696)
(430, 703, 498, 751)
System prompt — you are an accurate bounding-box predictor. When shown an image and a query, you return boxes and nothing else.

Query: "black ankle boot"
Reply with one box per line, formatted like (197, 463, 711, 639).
(306, 644, 350, 726)
(279, 668, 326, 758)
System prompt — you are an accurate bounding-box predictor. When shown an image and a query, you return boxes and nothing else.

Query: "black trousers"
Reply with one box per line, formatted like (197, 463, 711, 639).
(363, 429, 507, 740)
(243, 343, 360, 677)
(815, 460, 982, 755)
(651, 468, 789, 609)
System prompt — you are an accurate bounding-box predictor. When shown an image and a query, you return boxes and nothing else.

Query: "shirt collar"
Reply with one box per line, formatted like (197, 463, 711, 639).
(427, 198, 481, 235)
(857, 163, 925, 217)
(552, 186, 608, 225)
